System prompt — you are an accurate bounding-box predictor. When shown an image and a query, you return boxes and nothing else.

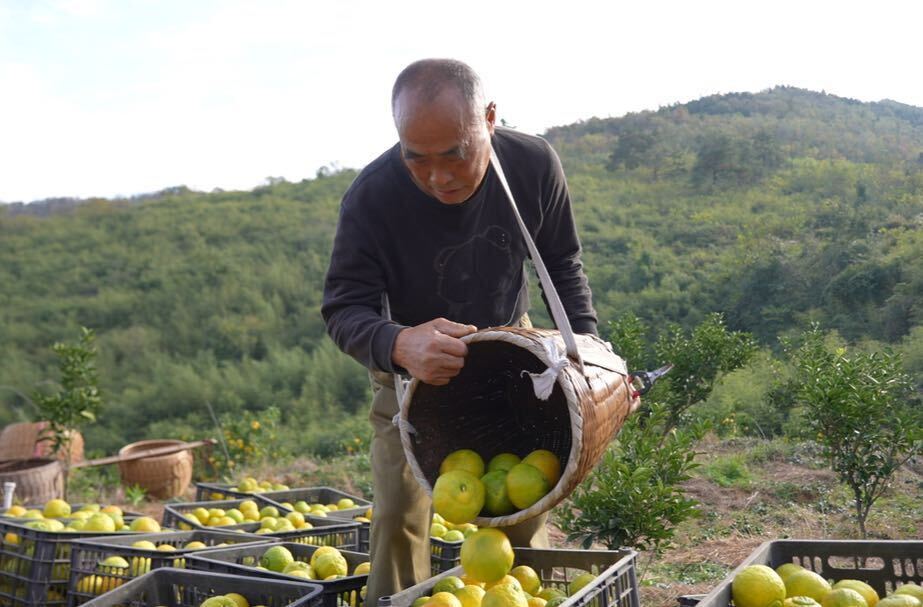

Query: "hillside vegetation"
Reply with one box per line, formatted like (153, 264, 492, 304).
(1, 86, 922, 458)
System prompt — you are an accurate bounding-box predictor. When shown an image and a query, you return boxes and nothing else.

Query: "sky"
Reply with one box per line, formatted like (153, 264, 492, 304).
(2, 0, 923, 203)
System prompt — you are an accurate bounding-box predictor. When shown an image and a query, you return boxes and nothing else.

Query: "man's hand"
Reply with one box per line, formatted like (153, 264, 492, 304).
(392, 318, 478, 385)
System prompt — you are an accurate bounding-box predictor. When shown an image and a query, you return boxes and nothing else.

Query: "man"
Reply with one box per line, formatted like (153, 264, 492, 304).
(322, 58, 597, 604)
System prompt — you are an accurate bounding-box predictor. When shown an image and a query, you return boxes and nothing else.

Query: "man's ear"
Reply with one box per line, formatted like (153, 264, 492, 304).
(486, 102, 497, 133)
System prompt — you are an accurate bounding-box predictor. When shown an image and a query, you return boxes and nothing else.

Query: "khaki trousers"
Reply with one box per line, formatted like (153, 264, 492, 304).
(366, 317, 548, 606)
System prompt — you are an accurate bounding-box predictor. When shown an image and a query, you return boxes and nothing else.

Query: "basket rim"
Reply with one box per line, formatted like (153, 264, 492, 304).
(397, 328, 586, 527)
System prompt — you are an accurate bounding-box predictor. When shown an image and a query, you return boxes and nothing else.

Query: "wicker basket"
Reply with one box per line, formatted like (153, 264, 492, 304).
(397, 327, 638, 527)
(0, 422, 84, 463)
(118, 439, 193, 499)
(0, 458, 63, 504)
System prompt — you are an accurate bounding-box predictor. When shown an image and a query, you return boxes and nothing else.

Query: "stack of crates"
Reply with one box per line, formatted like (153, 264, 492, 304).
(188, 541, 369, 607)
(67, 528, 273, 606)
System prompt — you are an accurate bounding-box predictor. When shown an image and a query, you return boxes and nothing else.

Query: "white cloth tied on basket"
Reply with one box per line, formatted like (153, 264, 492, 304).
(522, 337, 569, 400)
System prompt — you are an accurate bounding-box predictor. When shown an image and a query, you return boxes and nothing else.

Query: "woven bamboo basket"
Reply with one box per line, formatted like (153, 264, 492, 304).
(397, 327, 639, 527)
(0, 458, 64, 504)
(118, 439, 193, 499)
(0, 421, 85, 463)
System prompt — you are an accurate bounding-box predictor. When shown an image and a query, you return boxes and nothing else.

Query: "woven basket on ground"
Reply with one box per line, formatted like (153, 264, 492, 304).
(0, 421, 85, 463)
(117, 439, 193, 499)
(0, 458, 64, 504)
(397, 326, 639, 528)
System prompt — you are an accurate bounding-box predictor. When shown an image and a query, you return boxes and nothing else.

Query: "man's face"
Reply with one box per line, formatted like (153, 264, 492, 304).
(395, 90, 495, 205)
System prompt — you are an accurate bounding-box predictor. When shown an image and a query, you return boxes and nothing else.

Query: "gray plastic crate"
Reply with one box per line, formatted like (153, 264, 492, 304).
(693, 540, 923, 607)
(383, 547, 640, 607)
(79, 568, 323, 607)
(67, 528, 273, 606)
(188, 541, 369, 607)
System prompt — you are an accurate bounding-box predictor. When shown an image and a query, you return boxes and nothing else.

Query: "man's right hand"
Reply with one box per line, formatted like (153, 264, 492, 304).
(392, 318, 478, 386)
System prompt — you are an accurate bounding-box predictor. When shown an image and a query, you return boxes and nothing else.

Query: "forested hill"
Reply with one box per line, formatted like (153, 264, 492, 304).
(2, 86, 922, 453)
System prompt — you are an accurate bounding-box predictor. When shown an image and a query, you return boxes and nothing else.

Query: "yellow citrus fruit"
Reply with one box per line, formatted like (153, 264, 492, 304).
(732, 565, 787, 607)
(444, 530, 466, 542)
(156, 544, 176, 551)
(528, 598, 548, 607)
(522, 450, 561, 487)
(314, 551, 348, 579)
(440, 449, 486, 478)
(894, 587, 923, 604)
(777, 563, 804, 581)
(822, 588, 867, 607)
(427, 592, 463, 607)
(433, 576, 466, 594)
(310, 546, 339, 568)
(482, 584, 529, 607)
(487, 453, 522, 474)
(84, 513, 116, 532)
(43, 499, 71, 518)
(833, 580, 879, 607)
(460, 528, 515, 584)
(225, 593, 250, 607)
(505, 463, 550, 510)
(455, 585, 487, 607)
(545, 598, 569, 607)
(260, 545, 295, 572)
(259, 506, 279, 518)
(101, 505, 123, 516)
(413, 597, 432, 607)
(431, 523, 449, 538)
(5, 505, 27, 517)
(482, 470, 516, 516)
(786, 570, 832, 603)
(433, 470, 485, 525)
(785, 598, 822, 607)
(511, 565, 542, 595)
(184, 541, 208, 550)
(337, 498, 356, 510)
(538, 588, 566, 602)
(354, 562, 371, 576)
(129, 517, 161, 532)
(131, 540, 157, 549)
(486, 576, 523, 592)
(460, 574, 486, 588)
(878, 596, 922, 607)
(568, 572, 596, 596)
(200, 598, 237, 607)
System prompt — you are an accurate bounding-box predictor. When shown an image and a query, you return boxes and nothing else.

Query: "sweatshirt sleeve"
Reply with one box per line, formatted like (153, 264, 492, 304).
(321, 196, 407, 373)
(534, 140, 599, 336)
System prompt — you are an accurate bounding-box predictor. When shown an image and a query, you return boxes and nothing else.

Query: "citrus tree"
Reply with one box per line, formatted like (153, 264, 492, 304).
(559, 313, 754, 570)
(32, 327, 102, 499)
(788, 325, 923, 537)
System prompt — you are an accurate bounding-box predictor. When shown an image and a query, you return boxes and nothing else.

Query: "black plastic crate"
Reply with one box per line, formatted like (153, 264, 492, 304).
(258, 487, 372, 521)
(161, 497, 290, 531)
(384, 547, 640, 607)
(0, 516, 145, 606)
(79, 568, 323, 607)
(693, 540, 923, 607)
(67, 529, 273, 606)
(429, 537, 463, 574)
(188, 541, 369, 607)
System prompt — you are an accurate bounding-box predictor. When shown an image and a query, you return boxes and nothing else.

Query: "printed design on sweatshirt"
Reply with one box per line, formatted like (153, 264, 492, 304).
(433, 225, 517, 318)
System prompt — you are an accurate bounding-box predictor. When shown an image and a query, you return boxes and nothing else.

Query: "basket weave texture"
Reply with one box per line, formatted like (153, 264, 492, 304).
(0, 421, 84, 463)
(118, 439, 193, 499)
(398, 327, 638, 527)
(0, 457, 63, 504)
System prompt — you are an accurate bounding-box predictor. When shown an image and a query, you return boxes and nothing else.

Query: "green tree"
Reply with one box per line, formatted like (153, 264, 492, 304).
(559, 403, 703, 572)
(788, 325, 923, 537)
(32, 327, 102, 499)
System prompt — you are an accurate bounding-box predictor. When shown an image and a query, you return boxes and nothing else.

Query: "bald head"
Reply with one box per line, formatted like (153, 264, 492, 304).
(391, 58, 487, 130)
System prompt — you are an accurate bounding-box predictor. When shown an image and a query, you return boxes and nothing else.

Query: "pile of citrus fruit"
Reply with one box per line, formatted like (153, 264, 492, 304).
(2, 499, 159, 533)
(230, 477, 290, 494)
(255, 544, 369, 580)
(412, 527, 597, 607)
(431, 513, 479, 543)
(196, 593, 262, 606)
(732, 562, 923, 607)
(432, 449, 562, 524)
